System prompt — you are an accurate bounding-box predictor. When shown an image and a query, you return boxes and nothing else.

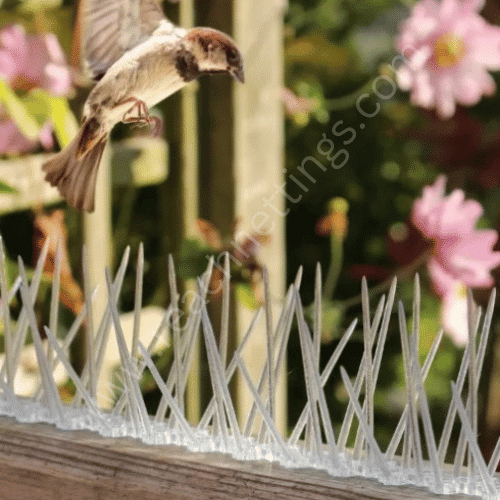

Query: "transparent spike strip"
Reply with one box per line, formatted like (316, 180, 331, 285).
(0, 239, 499, 498)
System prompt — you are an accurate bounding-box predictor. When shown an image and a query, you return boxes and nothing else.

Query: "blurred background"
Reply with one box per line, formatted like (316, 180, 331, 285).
(2, 0, 500, 467)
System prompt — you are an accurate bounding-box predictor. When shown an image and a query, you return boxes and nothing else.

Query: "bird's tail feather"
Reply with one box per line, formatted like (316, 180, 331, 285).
(43, 126, 108, 212)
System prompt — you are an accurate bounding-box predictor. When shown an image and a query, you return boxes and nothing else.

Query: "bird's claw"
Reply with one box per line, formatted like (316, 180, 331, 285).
(120, 98, 162, 137)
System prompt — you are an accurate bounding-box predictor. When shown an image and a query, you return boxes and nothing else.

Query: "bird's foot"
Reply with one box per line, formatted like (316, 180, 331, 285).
(121, 97, 150, 124)
(120, 98, 162, 136)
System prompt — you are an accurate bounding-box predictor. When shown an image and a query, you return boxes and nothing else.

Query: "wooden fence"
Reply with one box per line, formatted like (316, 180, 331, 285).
(0, 416, 481, 500)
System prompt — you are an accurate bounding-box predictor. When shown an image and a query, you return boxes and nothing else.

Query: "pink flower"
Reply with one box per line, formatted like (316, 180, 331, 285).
(412, 175, 500, 343)
(0, 25, 26, 81)
(441, 282, 468, 345)
(395, 0, 500, 118)
(0, 24, 71, 96)
(0, 116, 54, 155)
(413, 175, 500, 291)
(281, 88, 317, 116)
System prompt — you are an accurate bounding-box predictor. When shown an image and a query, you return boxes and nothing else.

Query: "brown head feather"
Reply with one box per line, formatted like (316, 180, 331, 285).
(183, 27, 244, 83)
(184, 28, 238, 53)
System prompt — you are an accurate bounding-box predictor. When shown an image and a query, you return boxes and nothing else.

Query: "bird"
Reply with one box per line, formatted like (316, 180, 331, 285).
(43, 0, 244, 212)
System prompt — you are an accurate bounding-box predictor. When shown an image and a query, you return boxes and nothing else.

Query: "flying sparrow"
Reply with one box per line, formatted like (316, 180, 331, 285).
(43, 0, 244, 212)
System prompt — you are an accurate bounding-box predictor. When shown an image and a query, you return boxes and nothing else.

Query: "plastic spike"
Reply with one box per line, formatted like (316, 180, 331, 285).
(131, 242, 144, 360)
(18, 257, 64, 425)
(0, 246, 497, 498)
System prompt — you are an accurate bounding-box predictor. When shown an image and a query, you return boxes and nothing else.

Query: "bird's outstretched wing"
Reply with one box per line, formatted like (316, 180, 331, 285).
(80, 0, 175, 79)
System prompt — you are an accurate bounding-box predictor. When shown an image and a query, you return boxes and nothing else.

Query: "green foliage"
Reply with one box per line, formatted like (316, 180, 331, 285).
(305, 297, 345, 342)
(286, 35, 355, 82)
(178, 239, 216, 280)
(27, 90, 79, 148)
(235, 283, 259, 310)
(1, 86, 79, 150)
(0, 79, 41, 140)
(17, 0, 63, 13)
(0, 181, 18, 194)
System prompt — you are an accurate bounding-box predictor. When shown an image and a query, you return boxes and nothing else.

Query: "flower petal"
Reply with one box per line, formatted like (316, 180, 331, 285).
(464, 0, 486, 13)
(441, 284, 469, 346)
(395, 0, 500, 117)
(412, 176, 500, 292)
(428, 256, 457, 296)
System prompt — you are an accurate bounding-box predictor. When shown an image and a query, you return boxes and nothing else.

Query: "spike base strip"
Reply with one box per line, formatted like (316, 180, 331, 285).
(1, 416, 491, 500)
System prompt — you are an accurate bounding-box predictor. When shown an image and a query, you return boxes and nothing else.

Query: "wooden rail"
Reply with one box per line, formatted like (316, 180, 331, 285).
(0, 416, 481, 500)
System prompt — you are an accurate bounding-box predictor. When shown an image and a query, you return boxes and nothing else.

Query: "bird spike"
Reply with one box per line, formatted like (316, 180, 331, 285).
(0, 245, 497, 497)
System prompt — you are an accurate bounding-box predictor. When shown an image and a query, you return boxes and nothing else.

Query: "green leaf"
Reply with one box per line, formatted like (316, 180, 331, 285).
(29, 90, 79, 148)
(305, 298, 345, 343)
(45, 95, 79, 148)
(18, 0, 62, 12)
(0, 79, 40, 140)
(321, 300, 345, 343)
(21, 91, 51, 125)
(178, 238, 216, 279)
(236, 283, 259, 310)
(0, 180, 18, 194)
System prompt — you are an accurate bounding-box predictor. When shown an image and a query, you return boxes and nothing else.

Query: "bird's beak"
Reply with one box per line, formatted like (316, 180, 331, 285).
(232, 67, 245, 83)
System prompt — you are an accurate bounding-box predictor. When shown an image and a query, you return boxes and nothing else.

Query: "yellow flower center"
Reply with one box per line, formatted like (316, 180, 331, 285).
(454, 282, 467, 298)
(433, 33, 466, 68)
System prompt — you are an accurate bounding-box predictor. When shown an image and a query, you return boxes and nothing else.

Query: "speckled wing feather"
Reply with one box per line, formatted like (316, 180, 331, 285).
(82, 0, 174, 79)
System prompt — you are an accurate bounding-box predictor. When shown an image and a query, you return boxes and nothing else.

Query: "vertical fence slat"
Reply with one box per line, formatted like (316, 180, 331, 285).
(234, 0, 287, 434)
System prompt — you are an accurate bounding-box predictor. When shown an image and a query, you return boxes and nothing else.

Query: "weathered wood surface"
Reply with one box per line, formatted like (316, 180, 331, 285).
(0, 417, 481, 500)
(0, 138, 168, 215)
